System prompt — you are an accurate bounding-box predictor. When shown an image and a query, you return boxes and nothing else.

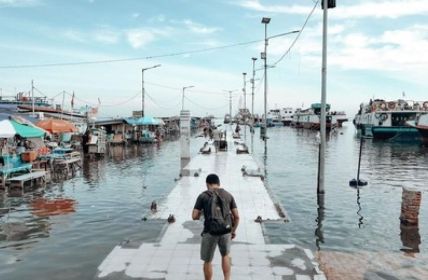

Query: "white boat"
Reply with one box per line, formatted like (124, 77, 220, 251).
(266, 109, 282, 127)
(331, 111, 348, 127)
(291, 103, 337, 130)
(353, 99, 428, 140)
(280, 107, 294, 126)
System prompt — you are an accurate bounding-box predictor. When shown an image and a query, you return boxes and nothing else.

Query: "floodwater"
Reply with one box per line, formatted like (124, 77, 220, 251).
(1, 125, 428, 280)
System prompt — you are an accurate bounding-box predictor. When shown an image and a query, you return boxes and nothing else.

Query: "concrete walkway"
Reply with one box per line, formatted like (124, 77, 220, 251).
(96, 131, 326, 280)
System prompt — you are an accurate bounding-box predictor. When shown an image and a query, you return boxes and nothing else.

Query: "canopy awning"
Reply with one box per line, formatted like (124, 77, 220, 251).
(36, 119, 77, 134)
(0, 119, 46, 138)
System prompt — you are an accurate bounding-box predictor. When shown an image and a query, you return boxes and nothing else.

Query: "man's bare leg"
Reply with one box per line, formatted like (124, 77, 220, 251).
(203, 261, 213, 280)
(221, 255, 231, 280)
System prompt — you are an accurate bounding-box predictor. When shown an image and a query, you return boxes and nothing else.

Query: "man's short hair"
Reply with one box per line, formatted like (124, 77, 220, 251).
(206, 174, 220, 185)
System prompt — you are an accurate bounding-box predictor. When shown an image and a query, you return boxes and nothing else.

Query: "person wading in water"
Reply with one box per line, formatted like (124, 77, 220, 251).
(192, 174, 240, 280)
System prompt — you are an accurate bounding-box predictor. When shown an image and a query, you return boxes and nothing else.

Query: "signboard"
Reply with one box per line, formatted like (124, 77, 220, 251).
(133, 111, 143, 118)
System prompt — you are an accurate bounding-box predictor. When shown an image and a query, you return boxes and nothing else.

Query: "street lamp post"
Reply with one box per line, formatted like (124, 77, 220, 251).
(251, 57, 257, 124)
(318, 0, 336, 194)
(261, 17, 271, 140)
(243, 72, 247, 141)
(182, 85, 194, 110)
(142, 64, 161, 117)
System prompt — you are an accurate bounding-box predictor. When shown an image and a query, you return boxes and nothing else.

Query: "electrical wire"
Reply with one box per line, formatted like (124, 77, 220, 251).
(184, 95, 228, 111)
(271, 0, 319, 67)
(145, 90, 181, 109)
(0, 38, 266, 69)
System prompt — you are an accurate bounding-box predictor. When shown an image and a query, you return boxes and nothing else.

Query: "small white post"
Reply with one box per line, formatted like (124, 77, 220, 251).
(180, 110, 191, 176)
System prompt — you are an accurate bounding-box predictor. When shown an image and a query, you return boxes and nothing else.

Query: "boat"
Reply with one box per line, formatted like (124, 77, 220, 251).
(280, 107, 294, 126)
(234, 108, 251, 125)
(140, 129, 158, 144)
(353, 99, 428, 140)
(413, 114, 428, 144)
(291, 103, 337, 130)
(224, 114, 232, 124)
(332, 111, 348, 127)
(266, 109, 283, 127)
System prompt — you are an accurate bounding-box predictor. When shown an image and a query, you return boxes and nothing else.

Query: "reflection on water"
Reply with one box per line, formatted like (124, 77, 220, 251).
(253, 126, 428, 279)
(0, 126, 427, 279)
(356, 188, 364, 229)
(315, 194, 325, 250)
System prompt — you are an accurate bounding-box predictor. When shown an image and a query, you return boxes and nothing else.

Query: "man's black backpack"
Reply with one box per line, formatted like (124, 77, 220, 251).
(204, 190, 233, 235)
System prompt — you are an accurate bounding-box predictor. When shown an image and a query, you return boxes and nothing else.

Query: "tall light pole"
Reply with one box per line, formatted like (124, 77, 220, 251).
(243, 72, 247, 141)
(251, 57, 257, 124)
(182, 85, 194, 110)
(242, 72, 247, 114)
(142, 64, 161, 117)
(318, 0, 336, 194)
(261, 17, 271, 140)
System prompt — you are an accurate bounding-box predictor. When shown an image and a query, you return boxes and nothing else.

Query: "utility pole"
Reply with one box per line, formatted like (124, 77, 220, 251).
(318, 0, 336, 194)
(229, 91, 232, 117)
(61, 90, 65, 120)
(243, 72, 247, 141)
(251, 58, 257, 124)
(142, 64, 161, 117)
(261, 17, 271, 140)
(182, 85, 194, 111)
(31, 80, 35, 116)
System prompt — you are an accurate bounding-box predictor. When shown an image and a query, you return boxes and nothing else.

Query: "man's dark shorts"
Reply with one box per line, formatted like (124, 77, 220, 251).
(200, 233, 231, 262)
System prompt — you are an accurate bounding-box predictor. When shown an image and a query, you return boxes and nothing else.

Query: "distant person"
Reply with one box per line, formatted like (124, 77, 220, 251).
(212, 127, 221, 152)
(192, 174, 240, 280)
(235, 124, 241, 134)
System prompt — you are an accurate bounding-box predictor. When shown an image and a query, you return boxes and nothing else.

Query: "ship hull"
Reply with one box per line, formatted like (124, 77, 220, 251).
(371, 126, 421, 141)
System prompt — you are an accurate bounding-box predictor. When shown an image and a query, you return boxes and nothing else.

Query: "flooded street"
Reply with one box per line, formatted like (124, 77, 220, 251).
(1, 125, 428, 279)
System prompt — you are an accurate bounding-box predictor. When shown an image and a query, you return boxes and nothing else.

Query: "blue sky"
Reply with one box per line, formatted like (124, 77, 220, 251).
(0, 0, 427, 118)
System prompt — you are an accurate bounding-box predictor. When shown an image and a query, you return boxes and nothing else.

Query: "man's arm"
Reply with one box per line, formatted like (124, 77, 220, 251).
(192, 209, 201, 220)
(231, 208, 240, 239)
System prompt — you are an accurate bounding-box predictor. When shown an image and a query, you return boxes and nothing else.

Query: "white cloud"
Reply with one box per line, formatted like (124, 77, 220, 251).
(63, 30, 86, 43)
(132, 12, 140, 19)
(126, 29, 156, 49)
(94, 29, 119, 44)
(290, 24, 428, 88)
(0, 0, 40, 7)
(237, 0, 310, 14)
(237, 0, 428, 19)
(183, 19, 220, 34)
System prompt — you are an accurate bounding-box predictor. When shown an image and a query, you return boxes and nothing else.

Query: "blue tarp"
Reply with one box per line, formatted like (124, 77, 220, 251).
(125, 116, 161, 126)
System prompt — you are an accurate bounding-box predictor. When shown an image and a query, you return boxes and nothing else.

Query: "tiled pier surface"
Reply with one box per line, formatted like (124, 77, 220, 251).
(96, 135, 326, 280)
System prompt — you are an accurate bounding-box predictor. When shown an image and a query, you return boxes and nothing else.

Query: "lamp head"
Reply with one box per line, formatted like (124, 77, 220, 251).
(261, 17, 271, 24)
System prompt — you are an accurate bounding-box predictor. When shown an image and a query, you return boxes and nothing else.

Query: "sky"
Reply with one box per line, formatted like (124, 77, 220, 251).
(0, 0, 427, 118)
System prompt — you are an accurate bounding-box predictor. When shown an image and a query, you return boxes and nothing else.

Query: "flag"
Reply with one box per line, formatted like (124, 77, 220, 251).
(402, 91, 406, 98)
(98, 98, 101, 105)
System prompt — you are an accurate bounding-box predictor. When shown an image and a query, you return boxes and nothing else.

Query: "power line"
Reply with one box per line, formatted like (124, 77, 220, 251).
(145, 90, 181, 109)
(0, 38, 266, 69)
(272, 0, 319, 67)
(184, 95, 228, 111)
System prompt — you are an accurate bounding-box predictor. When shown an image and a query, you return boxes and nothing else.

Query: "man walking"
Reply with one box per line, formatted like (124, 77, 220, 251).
(192, 174, 240, 280)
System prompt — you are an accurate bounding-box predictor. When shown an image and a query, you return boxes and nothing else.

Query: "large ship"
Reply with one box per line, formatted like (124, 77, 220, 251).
(414, 114, 428, 144)
(353, 99, 428, 140)
(280, 107, 294, 126)
(266, 109, 282, 127)
(291, 103, 337, 130)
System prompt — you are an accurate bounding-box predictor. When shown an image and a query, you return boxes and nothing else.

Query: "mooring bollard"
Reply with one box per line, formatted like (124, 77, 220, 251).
(400, 187, 422, 254)
(400, 187, 422, 226)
